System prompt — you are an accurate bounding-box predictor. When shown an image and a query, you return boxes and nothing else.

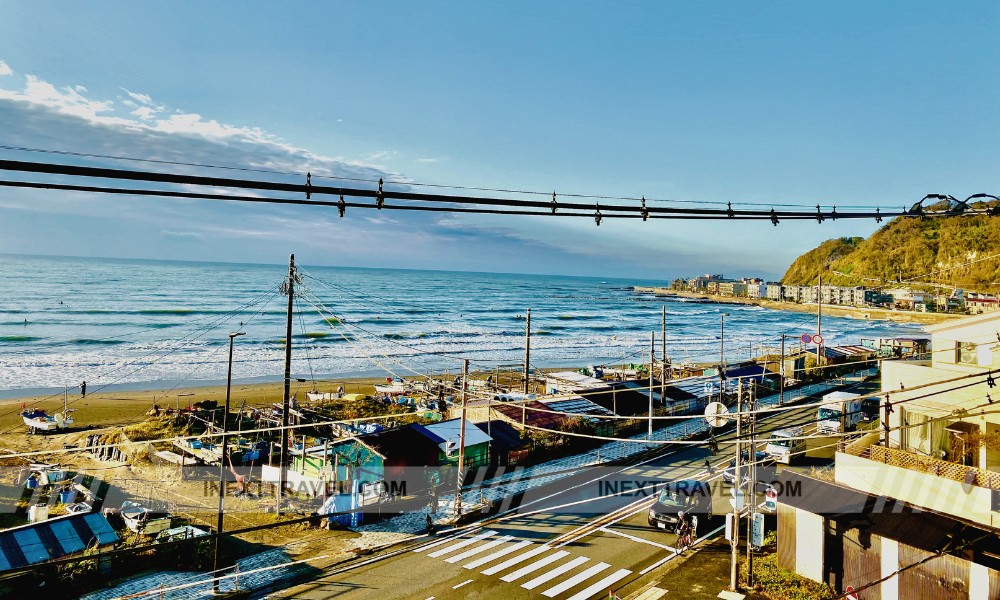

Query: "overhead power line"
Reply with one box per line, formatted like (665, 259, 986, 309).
(0, 158, 995, 223)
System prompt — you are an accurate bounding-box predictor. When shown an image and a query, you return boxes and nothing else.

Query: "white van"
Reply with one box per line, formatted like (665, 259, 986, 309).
(765, 426, 805, 464)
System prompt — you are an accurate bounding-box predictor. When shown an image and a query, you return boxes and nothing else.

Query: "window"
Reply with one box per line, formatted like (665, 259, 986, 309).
(957, 341, 977, 365)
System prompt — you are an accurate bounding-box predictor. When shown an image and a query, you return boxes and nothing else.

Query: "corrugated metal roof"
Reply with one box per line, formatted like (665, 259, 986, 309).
(0, 512, 119, 570)
(417, 418, 492, 448)
(544, 396, 615, 420)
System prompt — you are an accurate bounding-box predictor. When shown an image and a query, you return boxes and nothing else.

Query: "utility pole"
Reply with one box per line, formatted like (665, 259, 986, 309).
(523, 308, 531, 394)
(661, 305, 666, 401)
(648, 331, 654, 440)
(278, 254, 295, 513)
(730, 378, 743, 592)
(817, 274, 823, 370)
(779, 334, 786, 406)
(455, 358, 469, 516)
(746, 382, 756, 587)
(214, 331, 244, 593)
(883, 394, 891, 450)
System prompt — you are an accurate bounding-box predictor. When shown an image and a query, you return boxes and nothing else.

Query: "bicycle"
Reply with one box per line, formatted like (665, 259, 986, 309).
(675, 525, 693, 553)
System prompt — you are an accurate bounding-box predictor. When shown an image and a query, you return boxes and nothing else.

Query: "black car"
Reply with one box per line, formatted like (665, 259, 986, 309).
(722, 451, 775, 485)
(647, 479, 713, 530)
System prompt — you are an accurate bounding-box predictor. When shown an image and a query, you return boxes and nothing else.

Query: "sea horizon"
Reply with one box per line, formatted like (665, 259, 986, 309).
(0, 253, 924, 400)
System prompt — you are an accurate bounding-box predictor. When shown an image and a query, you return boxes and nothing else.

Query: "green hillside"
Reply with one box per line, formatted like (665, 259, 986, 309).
(781, 215, 1000, 291)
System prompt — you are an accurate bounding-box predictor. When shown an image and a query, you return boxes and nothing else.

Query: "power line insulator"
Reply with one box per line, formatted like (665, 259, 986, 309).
(816, 205, 824, 223)
(338, 194, 346, 218)
(641, 196, 648, 221)
(305, 172, 312, 200)
(551, 191, 557, 214)
(376, 177, 384, 210)
(595, 204, 602, 226)
(831, 205, 838, 220)
(727, 202, 734, 218)
(875, 208, 882, 223)
(770, 209, 779, 226)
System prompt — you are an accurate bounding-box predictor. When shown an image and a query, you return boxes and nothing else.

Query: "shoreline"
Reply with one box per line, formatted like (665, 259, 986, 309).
(633, 286, 959, 325)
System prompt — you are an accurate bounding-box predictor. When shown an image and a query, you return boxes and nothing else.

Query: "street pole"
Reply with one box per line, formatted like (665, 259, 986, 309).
(214, 331, 244, 593)
(817, 274, 823, 370)
(648, 331, 654, 440)
(523, 308, 531, 394)
(730, 378, 742, 592)
(720, 313, 730, 401)
(278, 254, 295, 514)
(747, 383, 756, 587)
(779, 334, 786, 406)
(455, 358, 469, 516)
(661, 305, 666, 401)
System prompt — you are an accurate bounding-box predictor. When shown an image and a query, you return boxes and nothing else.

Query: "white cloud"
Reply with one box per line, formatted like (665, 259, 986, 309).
(160, 230, 203, 241)
(131, 106, 157, 120)
(0, 61, 11, 77)
(416, 157, 440, 163)
(123, 89, 152, 104)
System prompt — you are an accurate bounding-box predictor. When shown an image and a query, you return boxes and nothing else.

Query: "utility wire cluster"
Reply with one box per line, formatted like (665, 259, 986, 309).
(1, 158, 997, 225)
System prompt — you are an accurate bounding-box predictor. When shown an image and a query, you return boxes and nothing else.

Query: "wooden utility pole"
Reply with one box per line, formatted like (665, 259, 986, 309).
(278, 254, 295, 513)
(455, 359, 469, 516)
(523, 308, 531, 394)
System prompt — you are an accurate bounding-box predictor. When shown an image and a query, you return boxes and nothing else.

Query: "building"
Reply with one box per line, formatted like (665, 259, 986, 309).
(779, 311, 1000, 598)
(543, 371, 609, 395)
(0, 512, 119, 572)
(766, 283, 784, 301)
(966, 293, 1000, 314)
(717, 281, 748, 297)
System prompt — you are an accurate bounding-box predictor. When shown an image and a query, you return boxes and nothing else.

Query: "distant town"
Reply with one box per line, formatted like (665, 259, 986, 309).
(664, 274, 1000, 314)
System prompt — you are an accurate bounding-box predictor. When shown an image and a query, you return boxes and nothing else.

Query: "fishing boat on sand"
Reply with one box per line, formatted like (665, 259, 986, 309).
(374, 377, 411, 396)
(21, 392, 76, 434)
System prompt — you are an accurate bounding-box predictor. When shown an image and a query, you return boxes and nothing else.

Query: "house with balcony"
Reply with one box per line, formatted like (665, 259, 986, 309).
(777, 311, 1000, 599)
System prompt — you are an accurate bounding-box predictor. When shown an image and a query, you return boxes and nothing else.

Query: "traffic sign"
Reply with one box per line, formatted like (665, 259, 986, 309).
(813, 334, 824, 345)
(800, 334, 812, 344)
(845, 585, 859, 600)
(764, 486, 778, 511)
(729, 488, 745, 510)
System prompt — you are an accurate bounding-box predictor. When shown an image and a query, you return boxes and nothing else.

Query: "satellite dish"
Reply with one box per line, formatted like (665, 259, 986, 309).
(704, 402, 730, 428)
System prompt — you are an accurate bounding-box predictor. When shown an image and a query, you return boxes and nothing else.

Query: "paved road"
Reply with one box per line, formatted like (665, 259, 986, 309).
(269, 380, 879, 599)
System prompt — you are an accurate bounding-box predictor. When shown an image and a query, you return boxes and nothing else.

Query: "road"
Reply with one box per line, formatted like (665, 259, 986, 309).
(269, 380, 879, 600)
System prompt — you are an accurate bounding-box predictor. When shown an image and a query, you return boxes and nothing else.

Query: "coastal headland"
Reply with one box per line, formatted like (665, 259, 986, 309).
(633, 286, 959, 325)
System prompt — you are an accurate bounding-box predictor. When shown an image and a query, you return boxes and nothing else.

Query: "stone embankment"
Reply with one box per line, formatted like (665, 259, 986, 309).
(633, 287, 960, 325)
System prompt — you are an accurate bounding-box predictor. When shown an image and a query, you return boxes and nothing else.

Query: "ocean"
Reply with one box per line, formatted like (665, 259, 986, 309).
(0, 254, 924, 397)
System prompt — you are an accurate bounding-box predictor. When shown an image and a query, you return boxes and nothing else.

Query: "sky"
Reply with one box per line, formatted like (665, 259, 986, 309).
(0, 2, 996, 280)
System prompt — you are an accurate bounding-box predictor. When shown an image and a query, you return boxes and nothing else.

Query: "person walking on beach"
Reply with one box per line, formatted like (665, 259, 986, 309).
(80, 381, 86, 397)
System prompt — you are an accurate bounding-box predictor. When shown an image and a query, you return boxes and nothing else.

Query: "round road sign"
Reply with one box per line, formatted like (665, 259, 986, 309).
(800, 334, 812, 344)
(845, 585, 859, 600)
(813, 334, 824, 345)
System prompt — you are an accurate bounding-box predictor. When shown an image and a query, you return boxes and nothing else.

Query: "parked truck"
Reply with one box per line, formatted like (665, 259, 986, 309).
(817, 391, 862, 434)
(765, 426, 806, 464)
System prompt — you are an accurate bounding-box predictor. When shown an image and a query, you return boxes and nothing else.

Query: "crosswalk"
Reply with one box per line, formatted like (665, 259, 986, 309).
(413, 529, 632, 600)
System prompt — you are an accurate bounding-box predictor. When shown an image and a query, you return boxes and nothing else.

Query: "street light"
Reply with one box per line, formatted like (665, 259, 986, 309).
(214, 331, 245, 592)
(720, 313, 730, 400)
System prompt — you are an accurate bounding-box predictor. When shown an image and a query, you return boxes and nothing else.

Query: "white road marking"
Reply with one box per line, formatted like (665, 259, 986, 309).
(452, 579, 473, 590)
(413, 529, 475, 553)
(541, 562, 610, 597)
(598, 526, 674, 551)
(463, 540, 533, 570)
(564, 568, 632, 600)
(427, 530, 496, 558)
(500, 550, 570, 582)
(520, 556, 589, 589)
(637, 523, 726, 575)
(482, 544, 552, 576)
(445, 535, 514, 564)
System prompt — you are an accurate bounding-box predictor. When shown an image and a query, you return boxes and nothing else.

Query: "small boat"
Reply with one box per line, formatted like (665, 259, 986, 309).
(374, 377, 411, 396)
(22, 388, 77, 434)
(119, 500, 172, 535)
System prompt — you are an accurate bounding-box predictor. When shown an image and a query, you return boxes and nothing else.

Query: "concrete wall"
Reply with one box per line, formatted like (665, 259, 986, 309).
(794, 507, 824, 581)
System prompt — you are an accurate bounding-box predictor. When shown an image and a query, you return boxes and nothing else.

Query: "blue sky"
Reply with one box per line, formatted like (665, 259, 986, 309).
(0, 2, 996, 279)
